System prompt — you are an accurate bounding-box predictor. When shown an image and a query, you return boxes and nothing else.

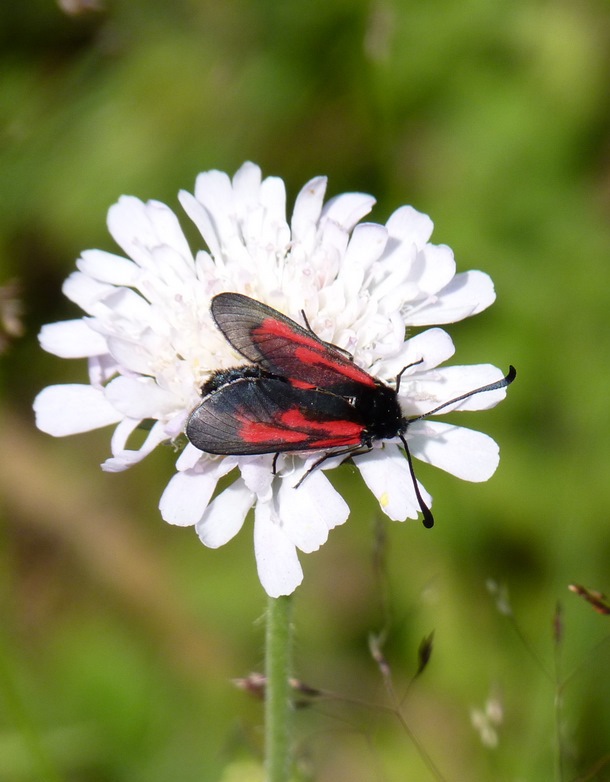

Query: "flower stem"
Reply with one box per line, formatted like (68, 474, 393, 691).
(265, 594, 293, 782)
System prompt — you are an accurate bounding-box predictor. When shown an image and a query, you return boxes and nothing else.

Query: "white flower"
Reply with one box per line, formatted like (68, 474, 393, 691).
(471, 693, 504, 748)
(34, 162, 508, 597)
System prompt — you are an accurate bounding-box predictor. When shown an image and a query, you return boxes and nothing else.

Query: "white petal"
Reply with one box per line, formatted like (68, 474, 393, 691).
(402, 327, 456, 370)
(189, 170, 237, 257)
(196, 480, 254, 548)
(39, 319, 108, 358)
(97, 286, 152, 323)
(102, 419, 168, 471)
(254, 502, 303, 597)
(104, 337, 154, 375)
(409, 421, 500, 481)
(194, 168, 233, 205)
(104, 376, 176, 419)
(322, 192, 376, 231)
(290, 176, 327, 241)
(108, 197, 192, 267)
(356, 445, 429, 521)
(277, 470, 349, 553)
(407, 271, 496, 326)
(164, 408, 189, 439)
(87, 354, 120, 386)
(259, 176, 288, 228)
(107, 337, 153, 375)
(232, 161, 264, 208)
(179, 190, 222, 261)
(239, 457, 275, 499)
(416, 244, 456, 294)
(34, 384, 121, 435)
(178, 448, 238, 477)
(379, 328, 455, 380)
(77, 249, 139, 286)
(343, 223, 388, 270)
(386, 205, 434, 246)
(160, 465, 222, 526)
(176, 443, 214, 470)
(62, 271, 114, 313)
(143, 244, 192, 289)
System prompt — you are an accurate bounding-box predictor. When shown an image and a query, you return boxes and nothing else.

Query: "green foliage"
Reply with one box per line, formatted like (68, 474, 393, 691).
(2, 0, 610, 779)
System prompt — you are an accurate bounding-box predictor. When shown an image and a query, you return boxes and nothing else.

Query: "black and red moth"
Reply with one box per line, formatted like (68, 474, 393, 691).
(186, 293, 516, 528)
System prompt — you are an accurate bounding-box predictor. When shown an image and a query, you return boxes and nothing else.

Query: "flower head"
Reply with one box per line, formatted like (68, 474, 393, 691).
(35, 162, 509, 596)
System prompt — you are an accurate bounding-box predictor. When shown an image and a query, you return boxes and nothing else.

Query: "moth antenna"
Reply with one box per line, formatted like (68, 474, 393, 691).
(400, 433, 434, 528)
(300, 308, 354, 361)
(398, 365, 516, 529)
(408, 365, 516, 424)
(300, 309, 312, 332)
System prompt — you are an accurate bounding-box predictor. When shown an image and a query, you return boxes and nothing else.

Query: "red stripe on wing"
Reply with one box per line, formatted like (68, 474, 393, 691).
(238, 407, 364, 449)
(186, 375, 367, 455)
(252, 317, 376, 387)
(211, 293, 377, 390)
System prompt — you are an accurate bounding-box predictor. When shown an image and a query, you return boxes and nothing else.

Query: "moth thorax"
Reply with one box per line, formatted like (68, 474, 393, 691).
(361, 383, 404, 440)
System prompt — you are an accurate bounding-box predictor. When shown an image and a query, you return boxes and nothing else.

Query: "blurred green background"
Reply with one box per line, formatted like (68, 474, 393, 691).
(2, 0, 610, 780)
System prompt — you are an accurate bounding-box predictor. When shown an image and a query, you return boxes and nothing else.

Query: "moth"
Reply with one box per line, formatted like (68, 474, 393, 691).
(186, 293, 515, 527)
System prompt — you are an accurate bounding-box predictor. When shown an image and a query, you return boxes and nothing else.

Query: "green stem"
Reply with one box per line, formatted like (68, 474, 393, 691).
(265, 594, 293, 782)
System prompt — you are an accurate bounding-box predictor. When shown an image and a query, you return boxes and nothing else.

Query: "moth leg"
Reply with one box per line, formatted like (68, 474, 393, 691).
(292, 445, 372, 489)
(395, 358, 424, 393)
